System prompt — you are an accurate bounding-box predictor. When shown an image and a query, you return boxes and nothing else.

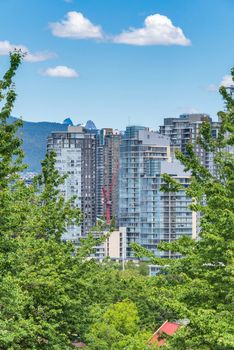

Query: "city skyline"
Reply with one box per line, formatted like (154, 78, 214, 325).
(44, 114, 219, 256)
(0, 3, 233, 347)
(0, 0, 234, 129)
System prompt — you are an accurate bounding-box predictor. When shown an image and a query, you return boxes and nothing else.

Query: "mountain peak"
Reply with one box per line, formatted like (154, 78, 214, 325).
(63, 117, 73, 126)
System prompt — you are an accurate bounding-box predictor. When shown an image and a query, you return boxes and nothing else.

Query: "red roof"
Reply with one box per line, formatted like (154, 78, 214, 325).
(149, 321, 180, 347)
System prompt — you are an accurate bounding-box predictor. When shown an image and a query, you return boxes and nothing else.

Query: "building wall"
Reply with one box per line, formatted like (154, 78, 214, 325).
(96, 128, 122, 221)
(159, 114, 220, 175)
(160, 161, 195, 258)
(47, 126, 96, 243)
(89, 227, 126, 262)
(103, 227, 126, 260)
(118, 126, 170, 257)
(118, 126, 195, 258)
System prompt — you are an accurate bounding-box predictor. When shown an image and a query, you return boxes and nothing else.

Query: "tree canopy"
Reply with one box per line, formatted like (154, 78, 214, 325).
(85, 300, 157, 350)
(132, 69, 234, 349)
(0, 52, 233, 350)
(0, 52, 158, 349)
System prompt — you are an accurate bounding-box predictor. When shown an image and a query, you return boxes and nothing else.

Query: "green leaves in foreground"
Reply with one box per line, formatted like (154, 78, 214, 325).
(85, 301, 157, 350)
(132, 69, 234, 349)
(1, 52, 234, 350)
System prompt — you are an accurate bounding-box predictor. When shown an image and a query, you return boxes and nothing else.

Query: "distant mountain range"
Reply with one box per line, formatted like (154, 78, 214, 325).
(9, 117, 69, 172)
(9, 117, 97, 172)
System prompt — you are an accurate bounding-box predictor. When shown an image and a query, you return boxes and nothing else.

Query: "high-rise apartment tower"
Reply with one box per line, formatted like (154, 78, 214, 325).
(118, 126, 195, 258)
(47, 125, 96, 243)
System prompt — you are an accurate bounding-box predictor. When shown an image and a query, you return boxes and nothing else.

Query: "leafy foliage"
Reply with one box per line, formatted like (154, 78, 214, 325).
(1, 52, 233, 350)
(0, 52, 91, 349)
(0, 51, 26, 188)
(0, 53, 160, 349)
(132, 69, 234, 349)
(85, 301, 156, 350)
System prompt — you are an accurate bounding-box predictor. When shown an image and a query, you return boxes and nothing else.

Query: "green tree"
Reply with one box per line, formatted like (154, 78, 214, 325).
(85, 300, 156, 350)
(0, 51, 25, 189)
(78, 263, 166, 333)
(123, 260, 149, 276)
(0, 52, 105, 349)
(132, 70, 234, 349)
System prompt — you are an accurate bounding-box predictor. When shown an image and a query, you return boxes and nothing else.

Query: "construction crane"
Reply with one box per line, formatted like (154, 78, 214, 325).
(102, 160, 119, 225)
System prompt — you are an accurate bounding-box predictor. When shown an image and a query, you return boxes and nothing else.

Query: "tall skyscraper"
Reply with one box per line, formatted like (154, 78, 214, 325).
(158, 160, 197, 258)
(47, 125, 96, 243)
(48, 120, 198, 260)
(118, 126, 195, 258)
(159, 114, 220, 174)
(96, 128, 122, 222)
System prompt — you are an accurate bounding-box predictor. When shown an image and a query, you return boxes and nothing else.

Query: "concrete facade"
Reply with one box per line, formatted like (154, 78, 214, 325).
(96, 128, 122, 221)
(118, 126, 195, 258)
(159, 114, 220, 175)
(47, 125, 96, 243)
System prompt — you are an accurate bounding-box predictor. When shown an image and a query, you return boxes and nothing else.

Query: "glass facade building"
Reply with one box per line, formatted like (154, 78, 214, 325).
(96, 128, 122, 220)
(47, 125, 97, 243)
(159, 114, 221, 175)
(118, 126, 196, 258)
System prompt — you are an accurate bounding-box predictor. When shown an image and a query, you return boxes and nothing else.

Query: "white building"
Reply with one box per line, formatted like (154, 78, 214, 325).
(47, 125, 96, 243)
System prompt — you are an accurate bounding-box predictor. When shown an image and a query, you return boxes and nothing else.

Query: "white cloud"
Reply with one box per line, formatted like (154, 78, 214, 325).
(50, 11, 103, 39)
(220, 75, 233, 87)
(113, 14, 191, 46)
(43, 65, 79, 78)
(207, 75, 234, 92)
(0, 40, 55, 62)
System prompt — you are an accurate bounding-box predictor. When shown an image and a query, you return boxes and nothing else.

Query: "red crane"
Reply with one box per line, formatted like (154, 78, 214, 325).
(102, 160, 119, 225)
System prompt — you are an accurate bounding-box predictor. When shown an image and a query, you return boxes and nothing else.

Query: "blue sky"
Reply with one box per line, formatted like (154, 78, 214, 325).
(0, 0, 234, 130)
